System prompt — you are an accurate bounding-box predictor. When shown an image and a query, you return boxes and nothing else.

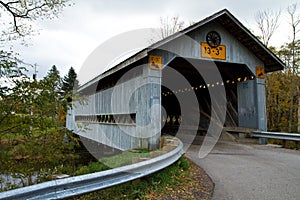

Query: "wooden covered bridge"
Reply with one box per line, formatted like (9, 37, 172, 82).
(66, 9, 284, 151)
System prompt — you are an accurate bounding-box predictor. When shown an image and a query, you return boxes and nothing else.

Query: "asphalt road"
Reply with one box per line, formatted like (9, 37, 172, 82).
(186, 141, 300, 200)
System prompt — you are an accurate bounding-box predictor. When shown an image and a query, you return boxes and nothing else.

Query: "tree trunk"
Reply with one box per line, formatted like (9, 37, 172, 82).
(298, 88, 300, 133)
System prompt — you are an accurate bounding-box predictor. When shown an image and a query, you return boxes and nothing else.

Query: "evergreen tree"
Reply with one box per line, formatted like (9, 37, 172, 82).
(45, 65, 61, 92)
(61, 67, 79, 102)
(62, 67, 78, 93)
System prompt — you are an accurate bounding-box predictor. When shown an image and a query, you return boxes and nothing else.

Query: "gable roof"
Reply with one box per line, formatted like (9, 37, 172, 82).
(79, 9, 284, 90)
(149, 9, 284, 72)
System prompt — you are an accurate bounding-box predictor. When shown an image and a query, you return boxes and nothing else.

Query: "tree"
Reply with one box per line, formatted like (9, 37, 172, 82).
(0, 0, 71, 91)
(287, 3, 300, 132)
(61, 67, 79, 100)
(60, 67, 78, 124)
(259, 5, 300, 133)
(47, 65, 60, 77)
(45, 65, 61, 91)
(255, 9, 281, 47)
(0, 65, 62, 136)
(266, 40, 300, 132)
(0, 0, 72, 123)
(0, 0, 71, 38)
(159, 15, 185, 39)
(40, 66, 62, 124)
(0, 0, 78, 190)
(0, 65, 79, 189)
(266, 69, 296, 132)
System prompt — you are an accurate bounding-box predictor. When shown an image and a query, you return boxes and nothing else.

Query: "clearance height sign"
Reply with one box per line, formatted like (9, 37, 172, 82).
(201, 42, 226, 60)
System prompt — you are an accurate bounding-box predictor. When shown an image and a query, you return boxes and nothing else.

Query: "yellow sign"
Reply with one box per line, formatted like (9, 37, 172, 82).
(201, 42, 226, 60)
(256, 66, 265, 79)
(149, 55, 162, 70)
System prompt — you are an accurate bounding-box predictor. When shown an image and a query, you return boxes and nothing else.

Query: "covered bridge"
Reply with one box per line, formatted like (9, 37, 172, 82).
(66, 9, 284, 151)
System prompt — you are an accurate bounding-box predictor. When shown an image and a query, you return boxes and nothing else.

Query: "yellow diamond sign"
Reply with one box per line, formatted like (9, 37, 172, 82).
(149, 55, 162, 70)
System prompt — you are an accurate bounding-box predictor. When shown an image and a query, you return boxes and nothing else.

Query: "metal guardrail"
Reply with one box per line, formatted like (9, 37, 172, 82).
(251, 131, 300, 142)
(0, 139, 183, 200)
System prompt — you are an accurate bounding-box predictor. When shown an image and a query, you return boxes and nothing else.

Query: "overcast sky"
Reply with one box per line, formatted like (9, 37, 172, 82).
(7, 0, 300, 79)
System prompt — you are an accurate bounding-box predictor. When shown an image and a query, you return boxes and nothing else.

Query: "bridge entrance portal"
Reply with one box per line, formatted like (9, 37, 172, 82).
(161, 57, 254, 136)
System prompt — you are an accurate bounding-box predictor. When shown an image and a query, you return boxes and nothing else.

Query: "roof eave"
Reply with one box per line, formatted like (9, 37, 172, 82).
(78, 49, 149, 91)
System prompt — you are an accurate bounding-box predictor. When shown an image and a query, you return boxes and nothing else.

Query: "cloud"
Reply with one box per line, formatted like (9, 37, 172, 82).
(6, 0, 300, 78)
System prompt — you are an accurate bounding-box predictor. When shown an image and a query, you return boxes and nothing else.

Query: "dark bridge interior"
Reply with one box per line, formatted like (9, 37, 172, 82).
(161, 57, 254, 136)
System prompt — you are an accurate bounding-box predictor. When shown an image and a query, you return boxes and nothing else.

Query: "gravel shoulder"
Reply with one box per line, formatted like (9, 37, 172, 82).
(148, 156, 214, 200)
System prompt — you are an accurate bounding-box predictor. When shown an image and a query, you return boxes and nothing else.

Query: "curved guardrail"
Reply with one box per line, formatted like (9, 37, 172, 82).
(0, 138, 183, 200)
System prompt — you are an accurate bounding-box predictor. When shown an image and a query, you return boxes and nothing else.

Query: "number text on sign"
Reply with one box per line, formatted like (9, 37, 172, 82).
(201, 42, 226, 60)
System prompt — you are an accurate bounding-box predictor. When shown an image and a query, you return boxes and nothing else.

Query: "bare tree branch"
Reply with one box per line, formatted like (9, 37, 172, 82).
(0, 0, 70, 37)
(159, 15, 185, 39)
(255, 9, 281, 46)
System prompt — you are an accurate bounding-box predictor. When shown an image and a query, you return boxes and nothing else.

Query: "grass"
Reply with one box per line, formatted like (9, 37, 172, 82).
(75, 149, 151, 175)
(268, 139, 300, 150)
(99, 149, 151, 168)
(71, 157, 191, 200)
(75, 162, 110, 175)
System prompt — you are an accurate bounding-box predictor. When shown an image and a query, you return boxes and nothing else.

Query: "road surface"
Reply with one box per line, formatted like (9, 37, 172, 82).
(186, 141, 300, 200)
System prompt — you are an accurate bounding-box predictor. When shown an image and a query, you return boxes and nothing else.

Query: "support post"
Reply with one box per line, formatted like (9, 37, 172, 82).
(256, 73, 268, 145)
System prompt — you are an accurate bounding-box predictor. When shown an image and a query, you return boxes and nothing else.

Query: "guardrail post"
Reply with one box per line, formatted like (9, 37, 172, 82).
(282, 140, 287, 148)
(258, 138, 267, 145)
